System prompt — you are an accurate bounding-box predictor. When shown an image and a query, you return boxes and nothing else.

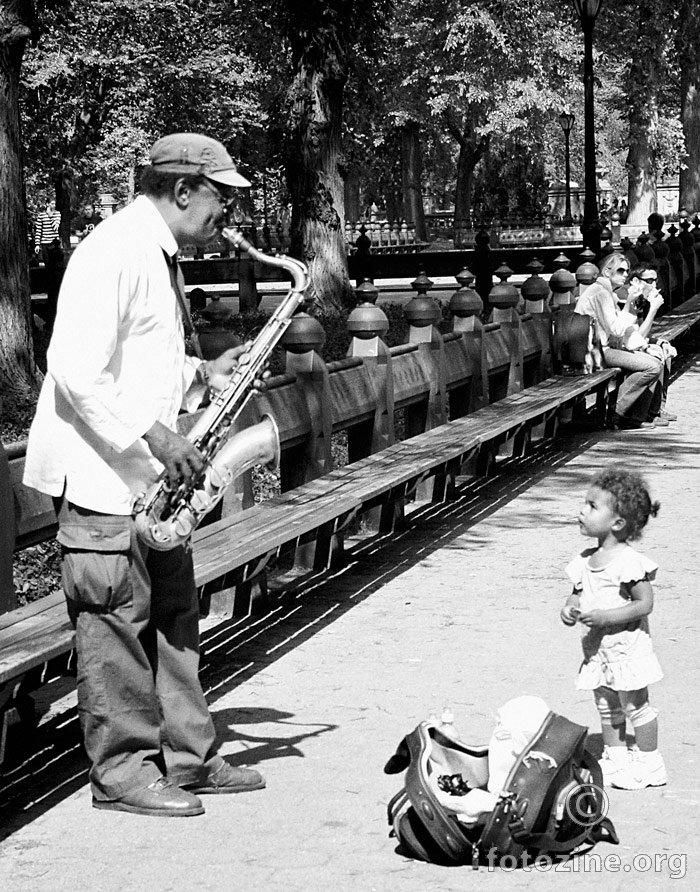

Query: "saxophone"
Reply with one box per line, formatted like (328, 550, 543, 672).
(133, 228, 309, 551)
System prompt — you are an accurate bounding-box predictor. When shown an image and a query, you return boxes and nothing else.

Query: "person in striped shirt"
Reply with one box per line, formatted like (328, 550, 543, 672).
(34, 199, 61, 264)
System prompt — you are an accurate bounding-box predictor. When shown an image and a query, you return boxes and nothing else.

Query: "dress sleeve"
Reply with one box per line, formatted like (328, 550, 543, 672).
(616, 547, 658, 584)
(565, 553, 585, 588)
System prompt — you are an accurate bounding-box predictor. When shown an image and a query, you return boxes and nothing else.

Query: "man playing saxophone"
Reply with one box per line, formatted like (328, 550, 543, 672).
(23, 133, 267, 817)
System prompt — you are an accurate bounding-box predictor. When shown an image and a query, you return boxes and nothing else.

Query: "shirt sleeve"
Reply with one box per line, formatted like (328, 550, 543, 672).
(610, 309, 639, 339)
(182, 357, 207, 413)
(574, 284, 615, 347)
(588, 288, 621, 343)
(46, 238, 160, 453)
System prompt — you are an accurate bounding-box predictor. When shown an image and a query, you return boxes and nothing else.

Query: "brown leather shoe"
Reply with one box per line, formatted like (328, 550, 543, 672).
(93, 777, 205, 816)
(185, 762, 266, 794)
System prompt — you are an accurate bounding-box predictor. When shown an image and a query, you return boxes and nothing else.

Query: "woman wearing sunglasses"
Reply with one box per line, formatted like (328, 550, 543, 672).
(574, 253, 670, 430)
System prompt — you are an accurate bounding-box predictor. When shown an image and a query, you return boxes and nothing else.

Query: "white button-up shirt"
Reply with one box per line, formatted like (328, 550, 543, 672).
(574, 277, 638, 349)
(24, 196, 205, 515)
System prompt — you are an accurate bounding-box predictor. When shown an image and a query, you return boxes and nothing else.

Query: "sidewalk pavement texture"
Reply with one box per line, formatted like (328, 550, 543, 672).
(2, 363, 699, 891)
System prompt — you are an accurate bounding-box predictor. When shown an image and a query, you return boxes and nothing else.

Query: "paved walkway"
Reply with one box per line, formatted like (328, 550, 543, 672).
(2, 363, 699, 890)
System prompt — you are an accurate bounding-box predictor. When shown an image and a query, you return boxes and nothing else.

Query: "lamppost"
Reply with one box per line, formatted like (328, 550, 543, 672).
(572, 0, 603, 256)
(558, 111, 575, 226)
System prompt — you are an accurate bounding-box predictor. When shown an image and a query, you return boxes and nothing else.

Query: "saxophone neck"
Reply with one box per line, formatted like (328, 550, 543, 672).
(221, 227, 309, 295)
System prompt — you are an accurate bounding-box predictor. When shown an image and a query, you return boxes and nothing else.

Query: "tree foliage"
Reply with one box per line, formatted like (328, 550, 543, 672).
(21, 0, 266, 216)
(266, 0, 393, 311)
(349, 0, 582, 227)
(4, 0, 700, 406)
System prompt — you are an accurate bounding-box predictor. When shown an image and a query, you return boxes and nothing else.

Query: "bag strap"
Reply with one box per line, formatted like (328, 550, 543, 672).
(402, 723, 475, 865)
(504, 749, 618, 854)
(477, 713, 589, 856)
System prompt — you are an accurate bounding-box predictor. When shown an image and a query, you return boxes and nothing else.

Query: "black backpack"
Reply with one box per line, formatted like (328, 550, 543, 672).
(385, 712, 618, 868)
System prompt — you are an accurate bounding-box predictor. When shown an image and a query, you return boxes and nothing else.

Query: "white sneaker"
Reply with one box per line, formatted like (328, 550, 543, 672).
(599, 746, 633, 786)
(611, 750, 667, 790)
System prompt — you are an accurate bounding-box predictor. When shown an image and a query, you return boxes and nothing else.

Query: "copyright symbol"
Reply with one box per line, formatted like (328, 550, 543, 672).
(564, 782, 609, 827)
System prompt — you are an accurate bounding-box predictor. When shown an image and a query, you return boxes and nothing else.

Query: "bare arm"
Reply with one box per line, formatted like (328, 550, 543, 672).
(638, 288, 664, 339)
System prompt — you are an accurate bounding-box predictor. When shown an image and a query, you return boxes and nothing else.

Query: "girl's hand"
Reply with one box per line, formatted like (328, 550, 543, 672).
(560, 605, 580, 626)
(577, 609, 608, 628)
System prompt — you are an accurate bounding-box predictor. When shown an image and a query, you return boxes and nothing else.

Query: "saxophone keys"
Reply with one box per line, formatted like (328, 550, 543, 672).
(190, 489, 213, 512)
(173, 514, 195, 539)
(208, 465, 232, 490)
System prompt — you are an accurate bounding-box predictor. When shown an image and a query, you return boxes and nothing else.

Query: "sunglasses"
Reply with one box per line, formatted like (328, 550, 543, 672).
(640, 275, 657, 283)
(199, 178, 237, 210)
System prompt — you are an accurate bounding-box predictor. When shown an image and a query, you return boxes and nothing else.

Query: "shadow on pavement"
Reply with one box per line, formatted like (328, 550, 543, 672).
(2, 373, 698, 840)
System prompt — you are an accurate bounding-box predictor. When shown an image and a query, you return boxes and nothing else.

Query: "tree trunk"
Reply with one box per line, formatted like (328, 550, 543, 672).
(680, 77, 700, 212)
(285, 64, 353, 314)
(51, 81, 111, 255)
(450, 122, 487, 246)
(679, 1, 700, 212)
(400, 122, 426, 242)
(0, 0, 41, 409)
(625, 3, 667, 226)
(454, 142, 480, 226)
(626, 130, 657, 225)
(55, 165, 75, 252)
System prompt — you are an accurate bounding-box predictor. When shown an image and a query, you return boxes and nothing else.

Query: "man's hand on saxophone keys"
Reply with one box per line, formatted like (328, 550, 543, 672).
(143, 421, 205, 488)
(203, 342, 270, 395)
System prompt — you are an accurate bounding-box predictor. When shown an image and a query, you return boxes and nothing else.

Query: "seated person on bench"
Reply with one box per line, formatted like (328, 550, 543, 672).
(574, 253, 673, 430)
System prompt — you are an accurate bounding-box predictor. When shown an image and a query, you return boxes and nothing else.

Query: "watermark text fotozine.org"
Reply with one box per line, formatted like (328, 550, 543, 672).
(483, 850, 687, 878)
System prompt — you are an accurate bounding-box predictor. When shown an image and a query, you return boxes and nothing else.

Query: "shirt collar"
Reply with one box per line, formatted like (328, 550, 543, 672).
(135, 194, 180, 260)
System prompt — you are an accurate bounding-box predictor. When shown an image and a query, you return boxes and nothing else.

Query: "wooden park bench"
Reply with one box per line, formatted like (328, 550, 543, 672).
(3, 288, 700, 770)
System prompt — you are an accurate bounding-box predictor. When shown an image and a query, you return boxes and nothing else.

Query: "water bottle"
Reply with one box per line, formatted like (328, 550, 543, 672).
(440, 706, 455, 733)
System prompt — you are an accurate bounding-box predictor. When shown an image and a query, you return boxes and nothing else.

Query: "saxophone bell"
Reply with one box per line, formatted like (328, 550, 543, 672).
(134, 415, 280, 551)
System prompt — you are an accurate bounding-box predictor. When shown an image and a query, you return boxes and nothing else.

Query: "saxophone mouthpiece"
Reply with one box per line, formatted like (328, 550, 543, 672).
(222, 227, 253, 255)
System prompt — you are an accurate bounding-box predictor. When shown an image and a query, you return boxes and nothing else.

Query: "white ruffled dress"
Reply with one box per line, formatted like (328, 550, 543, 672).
(566, 545, 663, 692)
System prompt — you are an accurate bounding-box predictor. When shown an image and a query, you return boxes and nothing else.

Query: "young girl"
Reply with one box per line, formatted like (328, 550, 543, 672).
(561, 467, 665, 790)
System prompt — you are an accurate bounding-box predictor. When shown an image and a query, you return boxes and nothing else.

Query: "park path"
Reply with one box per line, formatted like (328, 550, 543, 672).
(1, 363, 699, 891)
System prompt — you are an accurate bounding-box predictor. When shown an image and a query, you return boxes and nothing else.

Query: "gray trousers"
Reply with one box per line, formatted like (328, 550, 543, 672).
(602, 347, 668, 423)
(58, 500, 223, 800)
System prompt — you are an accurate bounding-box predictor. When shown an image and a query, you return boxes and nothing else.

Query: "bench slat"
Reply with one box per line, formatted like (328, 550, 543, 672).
(192, 370, 621, 585)
(194, 492, 361, 586)
(0, 613, 74, 685)
(0, 591, 65, 633)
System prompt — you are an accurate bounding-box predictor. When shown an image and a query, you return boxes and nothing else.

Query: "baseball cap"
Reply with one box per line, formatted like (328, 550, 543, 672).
(148, 133, 251, 188)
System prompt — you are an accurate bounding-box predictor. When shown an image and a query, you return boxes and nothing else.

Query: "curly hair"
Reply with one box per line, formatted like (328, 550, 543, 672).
(591, 466, 660, 541)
